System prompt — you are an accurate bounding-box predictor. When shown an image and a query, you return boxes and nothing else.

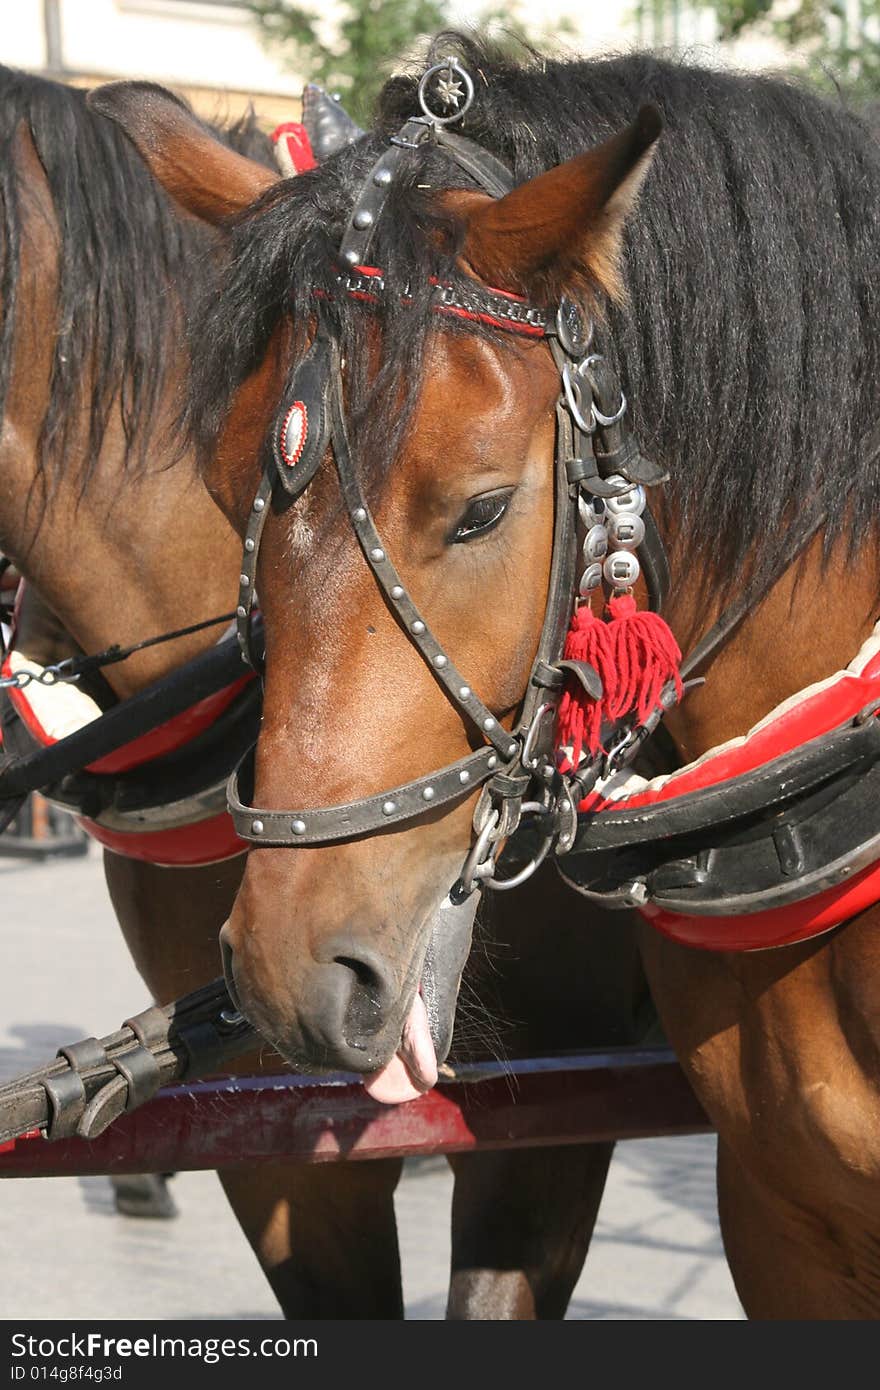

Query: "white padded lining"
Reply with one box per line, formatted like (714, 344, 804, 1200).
(7, 650, 102, 743)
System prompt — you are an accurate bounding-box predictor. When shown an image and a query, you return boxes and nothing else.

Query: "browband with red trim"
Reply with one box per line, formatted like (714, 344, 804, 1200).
(331, 264, 551, 338)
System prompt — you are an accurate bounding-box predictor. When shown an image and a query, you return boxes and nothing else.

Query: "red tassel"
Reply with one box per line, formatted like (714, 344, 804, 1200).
(556, 595, 683, 769)
(603, 593, 682, 723)
(556, 603, 613, 768)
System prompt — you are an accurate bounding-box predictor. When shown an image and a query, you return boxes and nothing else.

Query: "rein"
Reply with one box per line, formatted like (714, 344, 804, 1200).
(0, 609, 236, 695)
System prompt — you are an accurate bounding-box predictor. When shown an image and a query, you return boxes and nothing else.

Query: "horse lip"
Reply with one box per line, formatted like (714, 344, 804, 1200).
(219, 926, 246, 1019)
(419, 891, 479, 1064)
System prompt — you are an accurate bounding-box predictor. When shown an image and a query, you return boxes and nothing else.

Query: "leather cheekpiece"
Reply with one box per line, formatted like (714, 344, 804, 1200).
(272, 330, 334, 496)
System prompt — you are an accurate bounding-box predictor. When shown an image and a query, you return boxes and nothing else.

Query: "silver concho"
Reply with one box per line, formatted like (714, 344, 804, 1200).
(583, 524, 609, 562)
(556, 296, 592, 358)
(578, 493, 606, 529)
(603, 551, 641, 588)
(578, 562, 603, 595)
(607, 513, 646, 550)
(605, 482, 646, 517)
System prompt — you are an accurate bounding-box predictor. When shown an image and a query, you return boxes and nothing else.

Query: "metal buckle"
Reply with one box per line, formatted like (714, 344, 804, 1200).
(454, 781, 564, 898)
(389, 116, 433, 150)
(593, 394, 628, 428)
(453, 808, 502, 900)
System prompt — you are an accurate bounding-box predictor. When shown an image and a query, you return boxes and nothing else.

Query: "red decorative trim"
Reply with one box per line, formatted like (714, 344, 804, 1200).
(78, 810, 247, 867)
(270, 122, 317, 173)
(2, 652, 59, 748)
(642, 860, 880, 951)
(576, 634, 880, 950)
(2, 649, 254, 867)
(334, 265, 549, 339)
(86, 676, 252, 774)
(580, 648, 880, 817)
(1, 657, 254, 774)
(433, 302, 546, 337)
(428, 273, 529, 304)
(280, 400, 308, 468)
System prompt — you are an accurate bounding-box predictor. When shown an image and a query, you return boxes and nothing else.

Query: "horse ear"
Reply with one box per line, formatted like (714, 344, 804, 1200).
(461, 104, 662, 301)
(87, 81, 276, 223)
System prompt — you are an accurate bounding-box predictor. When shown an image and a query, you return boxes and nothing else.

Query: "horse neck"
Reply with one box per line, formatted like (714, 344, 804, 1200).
(0, 136, 240, 701)
(661, 531, 880, 763)
(3, 431, 241, 702)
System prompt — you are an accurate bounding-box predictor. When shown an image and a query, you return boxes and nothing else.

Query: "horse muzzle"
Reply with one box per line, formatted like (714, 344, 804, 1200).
(218, 890, 478, 1101)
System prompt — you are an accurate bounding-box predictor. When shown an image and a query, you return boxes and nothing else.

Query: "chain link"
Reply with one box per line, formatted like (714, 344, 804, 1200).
(0, 660, 82, 692)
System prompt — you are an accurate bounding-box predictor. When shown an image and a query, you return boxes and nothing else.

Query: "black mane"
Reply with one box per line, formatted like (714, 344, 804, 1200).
(187, 34, 880, 586)
(0, 65, 274, 491)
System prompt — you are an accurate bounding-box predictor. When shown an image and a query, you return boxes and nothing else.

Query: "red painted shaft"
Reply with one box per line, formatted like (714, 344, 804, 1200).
(0, 1050, 710, 1177)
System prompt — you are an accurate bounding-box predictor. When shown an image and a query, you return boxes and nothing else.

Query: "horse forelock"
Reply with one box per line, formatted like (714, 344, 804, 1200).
(186, 33, 880, 595)
(0, 65, 274, 496)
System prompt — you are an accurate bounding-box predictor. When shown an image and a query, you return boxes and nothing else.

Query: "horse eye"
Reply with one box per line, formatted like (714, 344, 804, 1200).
(450, 490, 512, 544)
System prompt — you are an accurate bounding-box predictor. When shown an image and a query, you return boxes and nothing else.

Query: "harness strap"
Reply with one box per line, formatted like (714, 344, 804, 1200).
(0, 979, 254, 1147)
(339, 118, 430, 266)
(680, 514, 827, 680)
(433, 126, 515, 197)
(236, 473, 273, 667)
(327, 346, 522, 760)
(573, 706, 880, 850)
(38, 610, 237, 686)
(0, 636, 250, 805)
(228, 743, 502, 844)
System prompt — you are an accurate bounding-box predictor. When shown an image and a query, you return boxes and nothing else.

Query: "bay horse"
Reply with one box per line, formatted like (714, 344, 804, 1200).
(93, 35, 880, 1317)
(0, 64, 640, 1319)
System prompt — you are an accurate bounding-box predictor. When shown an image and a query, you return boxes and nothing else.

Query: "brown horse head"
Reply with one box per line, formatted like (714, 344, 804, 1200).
(90, 74, 659, 1097)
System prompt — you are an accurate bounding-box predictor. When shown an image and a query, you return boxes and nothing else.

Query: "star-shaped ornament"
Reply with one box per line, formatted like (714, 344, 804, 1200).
(436, 73, 464, 109)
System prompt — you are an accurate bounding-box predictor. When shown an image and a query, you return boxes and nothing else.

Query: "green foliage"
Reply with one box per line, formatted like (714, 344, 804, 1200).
(710, 0, 774, 40)
(248, 1, 574, 125)
(700, 0, 880, 97)
(249, 0, 454, 125)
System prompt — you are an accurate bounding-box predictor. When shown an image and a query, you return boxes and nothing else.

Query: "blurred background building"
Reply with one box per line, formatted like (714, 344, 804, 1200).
(3, 1, 304, 124)
(1, 0, 798, 131)
(1, 1, 877, 135)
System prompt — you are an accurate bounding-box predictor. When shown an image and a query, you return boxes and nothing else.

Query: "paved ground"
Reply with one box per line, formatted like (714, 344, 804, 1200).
(0, 842, 744, 1320)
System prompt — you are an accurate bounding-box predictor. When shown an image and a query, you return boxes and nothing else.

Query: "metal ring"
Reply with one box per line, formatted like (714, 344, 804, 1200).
(593, 392, 628, 428)
(457, 809, 501, 896)
(561, 362, 596, 434)
(417, 59, 475, 125)
(578, 355, 627, 427)
(480, 802, 555, 892)
(522, 702, 556, 770)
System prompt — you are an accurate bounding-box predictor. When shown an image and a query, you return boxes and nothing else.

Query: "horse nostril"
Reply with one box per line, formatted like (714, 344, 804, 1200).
(334, 953, 385, 996)
(330, 948, 395, 1042)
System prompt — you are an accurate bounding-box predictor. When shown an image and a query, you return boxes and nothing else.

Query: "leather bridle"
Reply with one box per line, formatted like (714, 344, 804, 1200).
(226, 60, 672, 897)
